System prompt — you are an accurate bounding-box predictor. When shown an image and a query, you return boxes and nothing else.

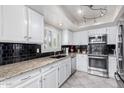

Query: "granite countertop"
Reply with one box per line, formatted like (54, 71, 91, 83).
(0, 55, 70, 81)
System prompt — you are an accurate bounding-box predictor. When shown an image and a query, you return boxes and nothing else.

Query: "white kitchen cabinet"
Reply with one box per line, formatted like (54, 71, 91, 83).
(0, 68, 41, 88)
(41, 66, 58, 88)
(108, 56, 117, 78)
(0, 6, 2, 38)
(65, 58, 71, 78)
(88, 28, 107, 36)
(76, 54, 88, 72)
(19, 74, 41, 88)
(107, 26, 118, 44)
(2, 5, 28, 43)
(28, 8, 44, 44)
(58, 61, 66, 87)
(73, 31, 88, 45)
(56, 30, 62, 51)
(62, 29, 73, 45)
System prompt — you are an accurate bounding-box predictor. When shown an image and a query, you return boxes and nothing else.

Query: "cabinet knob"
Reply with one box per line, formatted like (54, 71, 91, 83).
(28, 37, 32, 39)
(24, 36, 28, 38)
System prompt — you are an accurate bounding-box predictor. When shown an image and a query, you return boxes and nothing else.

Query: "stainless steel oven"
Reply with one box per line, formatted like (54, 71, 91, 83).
(88, 56, 108, 77)
(88, 34, 108, 77)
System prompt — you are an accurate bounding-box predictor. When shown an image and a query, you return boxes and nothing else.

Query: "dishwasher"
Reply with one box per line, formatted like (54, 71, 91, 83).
(71, 56, 76, 74)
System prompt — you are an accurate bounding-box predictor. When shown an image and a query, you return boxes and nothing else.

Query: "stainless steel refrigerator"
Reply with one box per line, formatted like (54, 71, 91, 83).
(115, 25, 124, 88)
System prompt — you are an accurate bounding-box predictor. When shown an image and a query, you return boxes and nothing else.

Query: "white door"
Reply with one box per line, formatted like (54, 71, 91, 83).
(42, 67, 58, 88)
(76, 54, 88, 72)
(66, 60, 71, 78)
(28, 8, 44, 44)
(73, 31, 88, 45)
(2, 5, 27, 42)
(58, 62, 66, 86)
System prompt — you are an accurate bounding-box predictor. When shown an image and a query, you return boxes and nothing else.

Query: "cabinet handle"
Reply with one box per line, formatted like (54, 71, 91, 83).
(28, 37, 32, 39)
(24, 36, 28, 39)
(43, 78, 45, 80)
(21, 76, 31, 81)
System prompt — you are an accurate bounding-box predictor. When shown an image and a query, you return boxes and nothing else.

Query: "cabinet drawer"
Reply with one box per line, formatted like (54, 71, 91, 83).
(41, 63, 58, 73)
(0, 68, 41, 88)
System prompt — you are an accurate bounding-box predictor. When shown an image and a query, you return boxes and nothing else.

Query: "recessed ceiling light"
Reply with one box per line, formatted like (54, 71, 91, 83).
(59, 23, 63, 26)
(77, 9, 82, 14)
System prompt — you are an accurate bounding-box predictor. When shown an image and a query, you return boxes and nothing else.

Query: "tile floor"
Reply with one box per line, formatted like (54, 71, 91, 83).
(61, 71, 117, 88)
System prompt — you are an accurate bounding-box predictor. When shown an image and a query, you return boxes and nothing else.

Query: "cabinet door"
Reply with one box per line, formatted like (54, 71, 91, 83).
(66, 60, 71, 78)
(42, 67, 58, 88)
(109, 56, 117, 78)
(2, 5, 27, 42)
(56, 30, 61, 51)
(107, 26, 118, 44)
(76, 54, 88, 72)
(73, 31, 88, 45)
(58, 62, 66, 86)
(0, 6, 2, 39)
(20, 75, 41, 88)
(28, 8, 44, 44)
(88, 28, 107, 36)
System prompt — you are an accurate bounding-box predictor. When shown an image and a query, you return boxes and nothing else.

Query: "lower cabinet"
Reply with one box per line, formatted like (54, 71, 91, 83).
(41, 66, 58, 88)
(108, 56, 117, 78)
(18, 75, 42, 88)
(76, 54, 88, 72)
(66, 58, 71, 79)
(58, 61, 67, 87)
(0, 68, 41, 88)
(0, 57, 72, 88)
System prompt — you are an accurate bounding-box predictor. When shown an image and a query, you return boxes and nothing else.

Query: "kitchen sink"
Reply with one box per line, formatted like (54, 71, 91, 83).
(50, 55, 66, 59)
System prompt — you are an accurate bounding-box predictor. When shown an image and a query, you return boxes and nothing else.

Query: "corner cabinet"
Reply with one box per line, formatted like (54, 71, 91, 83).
(1, 5, 28, 43)
(28, 8, 44, 44)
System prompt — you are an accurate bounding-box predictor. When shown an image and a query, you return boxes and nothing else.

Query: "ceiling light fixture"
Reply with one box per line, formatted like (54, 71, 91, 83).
(77, 9, 82, 14)
(59, 23, 63, 26)
(80, 5, 107, 24)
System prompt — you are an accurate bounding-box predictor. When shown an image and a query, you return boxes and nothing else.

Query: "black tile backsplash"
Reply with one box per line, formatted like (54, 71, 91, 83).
(62, 45, 88, 53)
(0, 43, 41, 66)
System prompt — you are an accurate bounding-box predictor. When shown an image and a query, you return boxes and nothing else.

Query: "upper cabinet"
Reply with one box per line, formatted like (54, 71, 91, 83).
(0, 6, 2, 38)
(73, 31, 88, 45)
(62, 29, 73, 45)
(2, 5, 27, 43)
(28, 8, 44, 44)
(88, 28, 107, 36)
(0, 6, 44, 44)
(107, 26, 118, 44)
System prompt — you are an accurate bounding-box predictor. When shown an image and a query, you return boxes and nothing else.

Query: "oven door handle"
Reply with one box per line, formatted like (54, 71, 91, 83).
(114, 72, 124, 83)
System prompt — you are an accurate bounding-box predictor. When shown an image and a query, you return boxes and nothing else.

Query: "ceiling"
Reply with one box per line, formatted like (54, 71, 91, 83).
(28, 5, 124, 31)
